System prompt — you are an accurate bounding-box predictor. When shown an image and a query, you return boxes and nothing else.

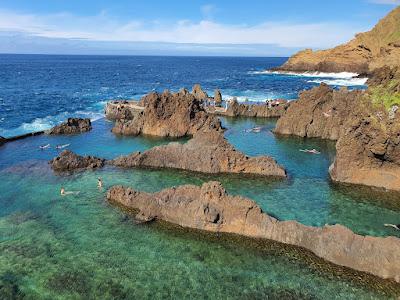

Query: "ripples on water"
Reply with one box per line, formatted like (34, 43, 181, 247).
(1, 117, 399, 299)
(0, 55, 367, 137)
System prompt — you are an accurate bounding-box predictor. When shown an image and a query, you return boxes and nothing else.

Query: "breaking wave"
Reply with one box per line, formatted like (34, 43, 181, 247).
(307, 78, 368, 87)
(249, 70, 361, 78)
(0, 106, 105, 138)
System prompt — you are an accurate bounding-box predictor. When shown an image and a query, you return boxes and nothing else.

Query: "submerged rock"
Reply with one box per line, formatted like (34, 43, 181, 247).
(112, 89, 222, 137)
(49, 150, 105, 172)
(107, 181, 400, 282)
(0, 136, 6, 146)
(274, 84, 362, 140)
(46, 118, 92, 135)
(112, 130, 286, 177)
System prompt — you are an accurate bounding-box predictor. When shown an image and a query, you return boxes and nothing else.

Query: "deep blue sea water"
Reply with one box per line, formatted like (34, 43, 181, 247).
(1, 55, 398, 299)
(0, 54, 367, 138)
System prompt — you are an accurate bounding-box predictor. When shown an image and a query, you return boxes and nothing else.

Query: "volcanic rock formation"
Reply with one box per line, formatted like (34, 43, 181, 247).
(329, 100, 400, 191)
(192, 84, 209, 101)
(275, 6, 400, 74)
(224, 99, 290, 118)
(112, 130, 286, 177)
(107, 181, 400, 282)
(112, 89, 222, 137)
(214, 89, 222, 107)
(49, 150, 105, 172)
(46, 118, 92, 135)
(274, 83, 362, 140)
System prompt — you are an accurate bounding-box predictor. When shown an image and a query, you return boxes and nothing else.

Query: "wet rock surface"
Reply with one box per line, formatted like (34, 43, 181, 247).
(112, 89, 222, 137)
(112, 130, 286, 177)
(46, 118, 92, 135)
(49, 150, 105, 172)
(107, 181, 400, 282)
(274, 84, 362, 140)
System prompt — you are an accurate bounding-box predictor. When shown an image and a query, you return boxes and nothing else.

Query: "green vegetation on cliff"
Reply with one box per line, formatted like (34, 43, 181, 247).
(367, 66, 400, 109)
(369, 82, 400, 110)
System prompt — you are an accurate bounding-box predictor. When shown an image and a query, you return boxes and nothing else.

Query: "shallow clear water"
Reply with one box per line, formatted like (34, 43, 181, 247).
(1, 118, 399, 299)
(0, 55, 367, 137)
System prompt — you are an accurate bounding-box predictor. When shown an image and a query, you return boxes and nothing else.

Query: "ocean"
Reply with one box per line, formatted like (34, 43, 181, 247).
(0, 54, 367, 138)
(0, 55, 399, 299)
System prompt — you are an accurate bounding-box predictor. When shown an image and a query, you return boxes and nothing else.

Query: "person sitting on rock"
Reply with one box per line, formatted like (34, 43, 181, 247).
(384, 223, 400, 230)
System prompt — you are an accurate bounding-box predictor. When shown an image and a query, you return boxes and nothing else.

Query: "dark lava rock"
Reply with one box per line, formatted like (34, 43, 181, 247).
(46, 118, 92, 135)
(49, 150, 105, 172)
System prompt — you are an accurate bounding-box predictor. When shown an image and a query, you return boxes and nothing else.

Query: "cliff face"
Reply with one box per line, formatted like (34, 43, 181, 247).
(329, 100, 400, 191)
(276, 6, 400, 74)
(274, 84, 362, 140)
(107, 182, 400, 282)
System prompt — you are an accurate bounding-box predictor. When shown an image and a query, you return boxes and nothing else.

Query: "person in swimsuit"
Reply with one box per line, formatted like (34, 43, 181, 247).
(384, 224, 400, 230)
(97, 178, 103, 188)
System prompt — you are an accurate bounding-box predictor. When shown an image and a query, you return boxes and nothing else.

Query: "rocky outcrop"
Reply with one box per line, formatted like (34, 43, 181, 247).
(105, 100, 143, 120)
(275, 6, 400, 73)
(214, 89, 222, 107)
(223, 99, 290, 118)
(112, 130, 286, 177)
(49, 150, 105, 172)
(112, 89, 222, 137)
(192, 84, 208, 101)
(107, 181, 400, 282)
(329, 102, 400, 191)
(274, 84, 362, 140)
(46, 118, 92, 135)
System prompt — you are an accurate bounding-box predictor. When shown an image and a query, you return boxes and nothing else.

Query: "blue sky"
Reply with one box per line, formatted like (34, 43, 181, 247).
(0, 0, 398, 56)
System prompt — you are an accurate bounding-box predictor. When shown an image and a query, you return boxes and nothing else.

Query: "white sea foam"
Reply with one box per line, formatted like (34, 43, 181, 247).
(0, 105, 105, 138)
(307, 78, 368, 87)
(249, 70, 360, 79)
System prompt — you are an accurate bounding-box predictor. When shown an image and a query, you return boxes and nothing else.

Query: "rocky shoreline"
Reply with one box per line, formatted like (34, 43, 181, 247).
(273, 7, 400, 74)
(107, 181, 400, 283)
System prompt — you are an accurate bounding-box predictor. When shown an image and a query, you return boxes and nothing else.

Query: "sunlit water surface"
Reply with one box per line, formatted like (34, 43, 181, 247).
(1, 118, 399, 299)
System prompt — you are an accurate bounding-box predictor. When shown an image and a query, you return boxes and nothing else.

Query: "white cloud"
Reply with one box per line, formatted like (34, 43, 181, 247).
(368, 0, 400, 4)
(0, 9, 367, 49)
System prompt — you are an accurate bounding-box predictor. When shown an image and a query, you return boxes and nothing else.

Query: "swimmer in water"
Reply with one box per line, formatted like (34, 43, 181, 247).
(384, 224, 400, 230)
(56, 144, 70, 149)
(40, 144, 50, 150)
(97, 178, 103, 188)
(60, 187, 80, 196)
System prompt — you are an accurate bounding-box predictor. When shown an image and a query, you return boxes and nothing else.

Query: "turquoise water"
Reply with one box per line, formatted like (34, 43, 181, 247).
(1, 117, 400, 299)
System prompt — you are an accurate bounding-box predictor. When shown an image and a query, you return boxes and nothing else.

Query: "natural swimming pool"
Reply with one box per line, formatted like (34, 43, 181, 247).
(1, 117, 399, 299)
